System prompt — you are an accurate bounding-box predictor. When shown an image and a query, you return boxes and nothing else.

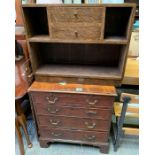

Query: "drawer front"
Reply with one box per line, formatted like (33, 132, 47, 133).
(31, 92, 114, 108)
(40, 128, 109, 143)
(51, 24, 101, 40)
(48, 7, 104, 23)
(38, 115, 110, 131)
(36, 105, 112, 120)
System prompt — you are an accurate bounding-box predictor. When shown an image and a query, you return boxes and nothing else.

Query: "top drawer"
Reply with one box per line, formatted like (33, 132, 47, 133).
(47, 7, 104, 23)
(30, 92, 114, 108)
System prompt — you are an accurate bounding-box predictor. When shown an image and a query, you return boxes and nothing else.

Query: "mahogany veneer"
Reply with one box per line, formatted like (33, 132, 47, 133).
(28, 82, 117, 153)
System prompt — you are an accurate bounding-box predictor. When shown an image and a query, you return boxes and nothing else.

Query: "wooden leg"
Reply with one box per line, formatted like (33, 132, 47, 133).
(15, 98, 24, 115)
(99, 144, 109, 154)
(39, 140, 49, 148)
(15, 119, 25, 155)
(18, 114, 32, 148)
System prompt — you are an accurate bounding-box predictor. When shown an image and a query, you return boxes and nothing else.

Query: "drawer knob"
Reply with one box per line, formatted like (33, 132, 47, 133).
(73, 12, 78, 18)
(46, 95, 58, 104)
(50, 120, 60, 126)
(47, 108, 60, 114)
(86, 110, 97, 115)
(86, 99, 98, 105)
(85, 122, 96, 129)
(84, 135, 96, 141)
(51, 132, 62, 137)
(74, 31, 78, 38)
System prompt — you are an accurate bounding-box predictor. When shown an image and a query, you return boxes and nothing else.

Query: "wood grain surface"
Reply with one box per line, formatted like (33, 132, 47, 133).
(28, 81, 116, 96)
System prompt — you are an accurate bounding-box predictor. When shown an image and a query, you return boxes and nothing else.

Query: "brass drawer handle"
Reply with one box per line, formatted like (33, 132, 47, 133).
(50, 120, 60, 126)
(46, 95, 58, 104)
(84, 135, 96, 141)
(51, 132, 62, 137)
(86, 99, 98, 105)
(85, 122, 96, 129)
(47, 108, 60, 114)
(86, 110, 97, 115)
(74, 31, 78, 38)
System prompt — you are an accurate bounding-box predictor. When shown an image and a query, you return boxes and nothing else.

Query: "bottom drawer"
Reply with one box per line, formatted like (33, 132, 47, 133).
(51, 24, 101, 40)
(39, 128, 109, 143)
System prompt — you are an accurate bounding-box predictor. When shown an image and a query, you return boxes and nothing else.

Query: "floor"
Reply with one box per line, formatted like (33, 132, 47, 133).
(15, 120, 139, 155)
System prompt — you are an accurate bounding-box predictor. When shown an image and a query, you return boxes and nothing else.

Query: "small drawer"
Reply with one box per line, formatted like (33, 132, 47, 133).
(50, 24, 101, 40)
(48, 7, 104, 23)
(31, 92, 114, 108)
(38, 115, 111, 132)
(39, 128, 109, 143)
(36, 105, 112, 120)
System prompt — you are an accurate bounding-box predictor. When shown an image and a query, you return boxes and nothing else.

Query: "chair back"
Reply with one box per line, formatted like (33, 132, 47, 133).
(120, 93, 139, 118)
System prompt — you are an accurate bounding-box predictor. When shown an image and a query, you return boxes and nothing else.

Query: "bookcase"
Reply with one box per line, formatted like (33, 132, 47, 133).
(22, 4, 136, 85)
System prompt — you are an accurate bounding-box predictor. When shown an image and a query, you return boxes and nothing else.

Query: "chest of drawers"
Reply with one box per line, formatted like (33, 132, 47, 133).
(48, 6, 104, 40)
(28, 82, 116, 153)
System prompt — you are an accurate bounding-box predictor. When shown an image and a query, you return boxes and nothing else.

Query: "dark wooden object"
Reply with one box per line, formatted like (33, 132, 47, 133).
(28, 82, 117, 153)
(15, 108, 33, 155)
(15, 21, 34, 154)
(112, 93, 139, 151)
(15, 59, 33, 155)
(16, 0, 24, 26)
(21, 4, 136, 86)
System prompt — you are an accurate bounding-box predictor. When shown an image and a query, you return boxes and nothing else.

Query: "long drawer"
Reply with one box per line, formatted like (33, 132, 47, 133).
(31, 92, 114, 108)
(39, 127, 109, 143)
(48, 7, 104, 23)
(38, 115, 111, 131)
(50, 23, 101, 40)
(35, 104, 112, 120)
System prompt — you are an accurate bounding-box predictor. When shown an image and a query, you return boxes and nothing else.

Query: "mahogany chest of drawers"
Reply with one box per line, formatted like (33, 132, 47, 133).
(28, 82, 117, 153)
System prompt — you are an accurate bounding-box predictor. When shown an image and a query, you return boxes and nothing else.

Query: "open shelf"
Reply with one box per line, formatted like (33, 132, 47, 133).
(36, 64, 121, 79)
(28, 35, 127, 44)
(23, 7, 49, 37)
(22, 4, 136, 85)
(103, 37, 128, 44)
(104, 7, 132, 40)
(28, 35, 50, 42)
(30, 42, 124, 80)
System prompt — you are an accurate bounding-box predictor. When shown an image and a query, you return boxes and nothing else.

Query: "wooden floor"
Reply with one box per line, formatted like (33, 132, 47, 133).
(15, 120, 139, 155)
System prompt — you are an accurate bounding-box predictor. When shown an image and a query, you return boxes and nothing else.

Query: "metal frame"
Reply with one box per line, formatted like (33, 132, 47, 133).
(112, 96, 131, 151)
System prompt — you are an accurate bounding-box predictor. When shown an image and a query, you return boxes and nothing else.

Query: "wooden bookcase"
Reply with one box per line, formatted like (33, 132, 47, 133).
(22, 4, 136, 86)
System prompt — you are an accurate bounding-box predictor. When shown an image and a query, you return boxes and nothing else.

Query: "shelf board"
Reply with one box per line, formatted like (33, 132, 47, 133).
(104, 37, 128, 44)
(35, 64, 121, 80)
(22, 3, 136, 7)
(28, 35, 127, 44)
(28, 35, 50, 42)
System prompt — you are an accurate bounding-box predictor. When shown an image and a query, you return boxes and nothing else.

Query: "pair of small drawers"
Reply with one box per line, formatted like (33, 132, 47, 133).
(31, 92, 114, 144)
(47, 7, 104, 40)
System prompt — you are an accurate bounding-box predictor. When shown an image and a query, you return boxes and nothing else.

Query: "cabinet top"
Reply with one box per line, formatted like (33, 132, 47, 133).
(22, 3, 136, 8)
(28, 81, 117, 96)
